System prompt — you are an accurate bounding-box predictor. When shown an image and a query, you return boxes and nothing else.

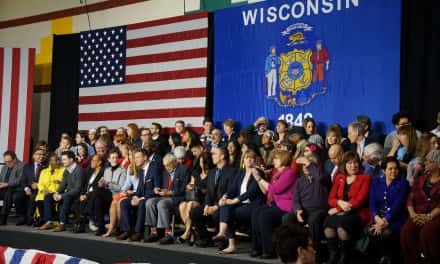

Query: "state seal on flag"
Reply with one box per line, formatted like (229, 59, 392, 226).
(264, 23, 330, 107)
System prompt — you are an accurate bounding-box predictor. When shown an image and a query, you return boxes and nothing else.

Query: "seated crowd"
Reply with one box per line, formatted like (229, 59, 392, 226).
(0, 112, 439, 264)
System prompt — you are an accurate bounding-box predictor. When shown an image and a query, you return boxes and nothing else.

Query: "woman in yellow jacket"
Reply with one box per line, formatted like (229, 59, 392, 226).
(34, 153, 65, 227)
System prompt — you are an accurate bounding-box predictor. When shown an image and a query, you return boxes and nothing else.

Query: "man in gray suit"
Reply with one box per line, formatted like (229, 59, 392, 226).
(0, 150, 25, 225)
(38, 151, 85, 232)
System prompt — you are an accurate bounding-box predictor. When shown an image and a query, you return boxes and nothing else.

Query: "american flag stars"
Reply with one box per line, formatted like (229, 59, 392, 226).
(79, 26, 127, 87)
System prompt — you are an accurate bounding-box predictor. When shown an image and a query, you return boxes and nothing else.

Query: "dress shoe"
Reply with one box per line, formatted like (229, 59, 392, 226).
(95, 228, 106, 236)
(33, 220, 45, 228)
(38, 222, 54, 230)
(116, 232, 130, 240)
(260, 253, 276, 259)
(15, 218, 26, 226)
(144, 234, 159, 243)
(250, 250, 262, 258)
(53, 224, 65, 232)
(159, 235, 174, 245)
(194, 239, 212, 248)
(129, 233, 143, 242)
(378, 256, 392, 264)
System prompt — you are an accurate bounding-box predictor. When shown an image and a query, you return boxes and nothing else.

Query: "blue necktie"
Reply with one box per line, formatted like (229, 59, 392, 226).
(214, 169, 220, 185)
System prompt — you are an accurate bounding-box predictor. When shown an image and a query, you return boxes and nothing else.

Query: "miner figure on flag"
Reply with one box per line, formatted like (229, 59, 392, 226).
(311, 40, 330, 93)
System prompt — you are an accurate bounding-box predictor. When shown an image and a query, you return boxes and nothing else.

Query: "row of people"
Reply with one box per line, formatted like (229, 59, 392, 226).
(0, 112, 439, 264)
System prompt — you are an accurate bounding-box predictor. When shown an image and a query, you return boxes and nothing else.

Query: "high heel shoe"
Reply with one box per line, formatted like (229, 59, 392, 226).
(188, 232, 195, 246)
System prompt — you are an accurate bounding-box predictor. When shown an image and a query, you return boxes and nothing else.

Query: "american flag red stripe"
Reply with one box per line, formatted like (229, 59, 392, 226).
(78, 12, 209, 131)
(0, 47, 34, 163)
(126, 48, 207, 65)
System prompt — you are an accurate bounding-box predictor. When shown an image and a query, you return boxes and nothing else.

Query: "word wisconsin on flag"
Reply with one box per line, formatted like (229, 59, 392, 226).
(77, 12, 209, 131)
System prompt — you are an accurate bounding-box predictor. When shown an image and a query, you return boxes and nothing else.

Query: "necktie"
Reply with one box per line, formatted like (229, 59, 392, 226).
(214, 169, 220, 185)
(35, 164, 41, 180)
(4, 168, 11, 183)
(357, 144, 362, 158)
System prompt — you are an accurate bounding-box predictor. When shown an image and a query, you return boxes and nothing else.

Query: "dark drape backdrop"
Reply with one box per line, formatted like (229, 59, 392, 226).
(48, 34, 80, 150)
(401, 0, 440, 131)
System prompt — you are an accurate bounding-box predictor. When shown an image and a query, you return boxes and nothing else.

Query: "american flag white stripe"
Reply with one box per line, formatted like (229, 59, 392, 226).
(78, 117, 205, 131)
(125, 38, 208, 57)
(78, 77, 206, 97)
(78, 12, 208, 130)
(126, 18, 208, 40)
(15, 49, 30, 161)
(79, 97, 206, 113)
(126, 57, 207, 75)
(0, 47, 34, 163)
(0, 48, 13, 158)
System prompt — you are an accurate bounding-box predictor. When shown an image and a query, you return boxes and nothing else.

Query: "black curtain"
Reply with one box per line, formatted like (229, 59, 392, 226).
(48, 34, 80, 150)
(401, 0, 440, 131)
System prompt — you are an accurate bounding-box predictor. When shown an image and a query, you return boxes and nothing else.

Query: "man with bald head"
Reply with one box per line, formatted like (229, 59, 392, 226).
(211, 129, 225, 149)
(324, 144, 344, 182)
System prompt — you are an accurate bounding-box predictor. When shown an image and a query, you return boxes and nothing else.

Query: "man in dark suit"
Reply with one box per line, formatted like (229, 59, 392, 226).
(189, 147, 236, 247)
(347, 122, 375, 160)
(18, 149, 47, 225)
(150, 122, 170, 157)
(144, 153, 189, 244)
(117, 148, 162, 241)
(356, 115, 384, 145)
(39, 151, 86, 232)
(0, 150, 25, 225)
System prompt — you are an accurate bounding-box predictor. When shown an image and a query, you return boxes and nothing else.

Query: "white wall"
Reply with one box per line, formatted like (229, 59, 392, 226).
(0, 0, 185, 143)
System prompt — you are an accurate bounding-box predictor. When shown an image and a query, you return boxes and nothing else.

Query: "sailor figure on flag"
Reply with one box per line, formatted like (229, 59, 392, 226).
(264, 46, 280, 97)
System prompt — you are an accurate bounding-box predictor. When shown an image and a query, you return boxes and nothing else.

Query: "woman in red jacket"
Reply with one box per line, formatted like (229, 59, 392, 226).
(323, 151, 371, 264)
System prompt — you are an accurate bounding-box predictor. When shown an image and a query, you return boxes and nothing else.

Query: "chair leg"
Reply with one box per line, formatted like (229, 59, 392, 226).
(171, 214, 175, 237)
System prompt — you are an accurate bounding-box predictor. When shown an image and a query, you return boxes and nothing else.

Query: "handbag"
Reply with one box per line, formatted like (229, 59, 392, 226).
(355, 233, 370, 255)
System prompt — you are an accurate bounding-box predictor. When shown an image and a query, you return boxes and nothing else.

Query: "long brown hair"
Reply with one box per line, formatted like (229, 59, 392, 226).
(397, 125, 417, 154)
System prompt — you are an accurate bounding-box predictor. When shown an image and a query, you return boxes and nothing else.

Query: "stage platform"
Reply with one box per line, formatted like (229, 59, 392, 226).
(0, 223, 277, 264)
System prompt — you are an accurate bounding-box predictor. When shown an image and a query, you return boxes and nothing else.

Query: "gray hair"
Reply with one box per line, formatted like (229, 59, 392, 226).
(163, 153, 177, 165)
(426, 149, 440, 165)
(349, 122, 365, 136)
(308, 134, 324, 147)
(173, 146, 186, 159)
(364, 143, 384, 160)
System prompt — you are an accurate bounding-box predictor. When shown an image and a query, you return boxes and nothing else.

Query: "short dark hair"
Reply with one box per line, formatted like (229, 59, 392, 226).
(274, 223, 311, 263)
(76, 131, 86, 140)
(356, 115, 372, 131)
(203, 119, 213, 125)
(61, 151, 75, 160)
(381, 156, 400, 171)
(133, 148, 149, 157)
(47, 152, 59, 161)
(35, 140, 48, 148)
(108, 148, 121, 158)
(391, 111, 411, 126)
(175, 120, 185, 126)
(276, 119, 289, 129)
(217, 147, 229, 162)
(3, 150, 17, 160)
(151, 122, 162, 131)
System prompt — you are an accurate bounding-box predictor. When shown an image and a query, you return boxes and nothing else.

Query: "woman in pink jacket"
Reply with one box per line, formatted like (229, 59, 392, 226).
(250, 149, 298, 259)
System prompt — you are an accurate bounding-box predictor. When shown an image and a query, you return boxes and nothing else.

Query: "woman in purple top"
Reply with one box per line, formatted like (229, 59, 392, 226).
(250, 149, 297, 259)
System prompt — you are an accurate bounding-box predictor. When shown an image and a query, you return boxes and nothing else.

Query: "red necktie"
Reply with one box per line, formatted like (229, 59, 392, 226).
(167, 175, 172, 190)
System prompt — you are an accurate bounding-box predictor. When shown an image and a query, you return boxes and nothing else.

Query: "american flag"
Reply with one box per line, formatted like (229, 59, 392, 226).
(0, 246, 98, 264)
(78, 12, 208, 130)
(0, 48, 34, 163)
